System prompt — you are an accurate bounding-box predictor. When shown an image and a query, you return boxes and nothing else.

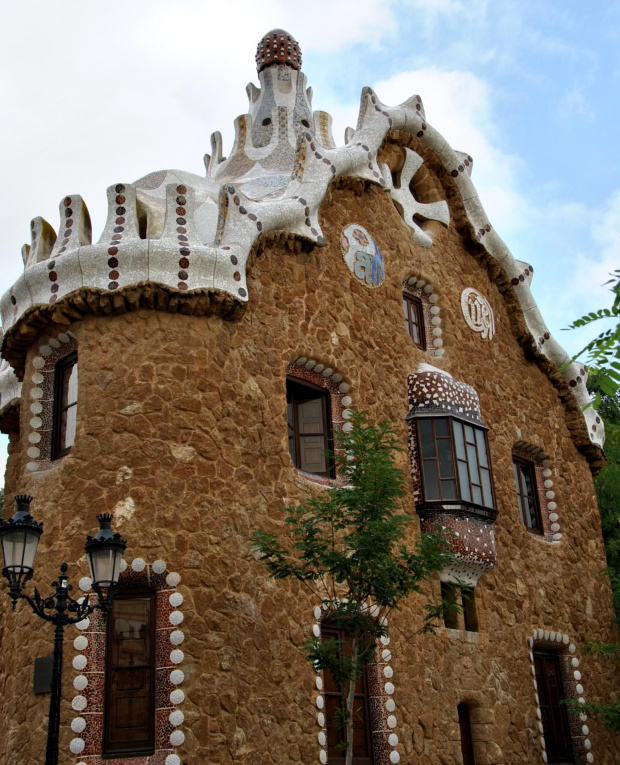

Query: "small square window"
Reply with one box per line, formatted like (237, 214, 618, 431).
(51, 352, 78, 460)
(403, 294, 426, 350)
(441, 582, 459, 629)
(441, 583, 478, 632)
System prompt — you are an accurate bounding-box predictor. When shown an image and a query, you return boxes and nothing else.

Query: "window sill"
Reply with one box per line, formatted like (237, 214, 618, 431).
(522, 527, 561, 545)
(416, 501, 498, 523)
(442, 628, 480, 644)
(293, 469, 347, 490)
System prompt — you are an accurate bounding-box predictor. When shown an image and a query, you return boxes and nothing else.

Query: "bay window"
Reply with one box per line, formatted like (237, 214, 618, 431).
(415, 416, 495, 510)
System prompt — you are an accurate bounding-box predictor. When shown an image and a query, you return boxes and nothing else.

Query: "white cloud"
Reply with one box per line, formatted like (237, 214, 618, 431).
(371, 68, 528, 238)
(406, 0, 464, 12)
(558, 88, 592, 119)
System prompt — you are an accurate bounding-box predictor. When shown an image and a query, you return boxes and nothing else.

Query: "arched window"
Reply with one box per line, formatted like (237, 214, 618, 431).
(512, 443, 560, 542)
(287, 377, 334, 477)
(51, 351, 78, 459)
(26, 332, 78, 472)
(286, 358, 351, 483)
(402, 276, 444, 357)
(528, 630, 592, 762)
(322, 623, 373, 764)
(533, 649, 575, 763)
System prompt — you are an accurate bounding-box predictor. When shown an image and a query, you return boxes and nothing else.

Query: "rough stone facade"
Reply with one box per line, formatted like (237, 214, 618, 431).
(0, 28, 618, 765)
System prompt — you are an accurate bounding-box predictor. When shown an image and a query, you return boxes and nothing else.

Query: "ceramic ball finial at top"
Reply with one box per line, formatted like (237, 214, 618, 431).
(255, 29, 302, 73)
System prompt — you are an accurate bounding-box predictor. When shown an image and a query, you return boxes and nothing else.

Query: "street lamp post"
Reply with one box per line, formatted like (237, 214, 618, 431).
(0, 495, 127, 765)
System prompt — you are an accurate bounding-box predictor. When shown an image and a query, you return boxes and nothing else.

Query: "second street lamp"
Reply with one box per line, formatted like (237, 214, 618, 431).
(0, 496, 127, 765)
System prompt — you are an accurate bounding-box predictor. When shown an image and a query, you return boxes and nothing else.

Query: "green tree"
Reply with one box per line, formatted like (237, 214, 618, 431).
(564, 282, 620, 734)
(250, 412, 452, 764)
(567, 269, 620, 403)
(588, 371, 620, 620)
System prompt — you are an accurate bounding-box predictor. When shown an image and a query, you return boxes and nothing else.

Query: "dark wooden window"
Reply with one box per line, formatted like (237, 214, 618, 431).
(322, 625, 373, 764)
(287, 377, 334, 477)
(403, 294, 426, 350)
(462, 587, 478, 633)
(416, 417, 495, 509)
(51, 351, 78, 459)
(104, 591, 156, 757)
(533, 651, 575, 764)
(457, 704, 476, 765)
(441, 584, 478, 632)
(513, 457, 543, 533)
(441, 582, 459, 629)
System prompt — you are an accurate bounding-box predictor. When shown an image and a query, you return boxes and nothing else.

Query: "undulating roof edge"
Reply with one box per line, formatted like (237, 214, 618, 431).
(0, 30, 604, 469)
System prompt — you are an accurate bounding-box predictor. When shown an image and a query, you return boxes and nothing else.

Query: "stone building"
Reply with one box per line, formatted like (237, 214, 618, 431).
(0, 27, 617, 765)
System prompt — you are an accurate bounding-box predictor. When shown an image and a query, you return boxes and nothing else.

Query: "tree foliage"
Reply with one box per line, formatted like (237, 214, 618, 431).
(566, 283, 620, 735)
(567, 269, 620, 405)
(250, 412, 452, 763)
(587, 372, 620, 623)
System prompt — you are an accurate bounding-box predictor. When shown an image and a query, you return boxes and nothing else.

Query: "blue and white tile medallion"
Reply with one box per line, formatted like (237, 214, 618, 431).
(340, 224, 385, 288)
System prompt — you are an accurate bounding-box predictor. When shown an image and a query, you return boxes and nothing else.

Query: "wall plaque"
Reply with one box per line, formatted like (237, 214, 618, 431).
(341, 224, 385, 288)
(461, 288, 495, 340)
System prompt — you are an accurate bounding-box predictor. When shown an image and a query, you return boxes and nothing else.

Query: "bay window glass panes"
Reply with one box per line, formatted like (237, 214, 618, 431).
(417, 417, 495, 509)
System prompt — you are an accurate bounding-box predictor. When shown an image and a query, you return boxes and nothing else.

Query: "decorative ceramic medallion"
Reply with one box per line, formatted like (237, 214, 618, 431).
(341, 224, 385, 288)
(461, 288, 495, 340)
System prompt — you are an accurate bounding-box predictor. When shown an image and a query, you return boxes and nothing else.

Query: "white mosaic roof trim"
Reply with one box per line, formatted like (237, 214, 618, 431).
(0, 356, 21, 419)
(0, 41, 602, 452)
(382, 148, 449, 247)
(528, 630, 593, 763)
(70, 558, 185, 765)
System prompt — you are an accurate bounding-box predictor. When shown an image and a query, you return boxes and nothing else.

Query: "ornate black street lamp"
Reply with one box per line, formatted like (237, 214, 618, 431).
(0, 495, 127, 765)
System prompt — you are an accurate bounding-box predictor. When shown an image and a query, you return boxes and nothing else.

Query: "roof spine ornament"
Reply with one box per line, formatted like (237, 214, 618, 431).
(0, 30, 605, 457)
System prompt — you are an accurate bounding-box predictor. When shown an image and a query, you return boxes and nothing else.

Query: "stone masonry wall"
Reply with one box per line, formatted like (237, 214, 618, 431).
(0, 144, 618, 764)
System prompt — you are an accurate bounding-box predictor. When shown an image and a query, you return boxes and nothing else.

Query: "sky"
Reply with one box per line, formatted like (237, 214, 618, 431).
(0, 0, 618, 478)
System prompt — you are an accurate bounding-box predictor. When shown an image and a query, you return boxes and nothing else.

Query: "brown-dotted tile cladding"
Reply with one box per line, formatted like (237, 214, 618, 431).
(0, 138, 618, 764)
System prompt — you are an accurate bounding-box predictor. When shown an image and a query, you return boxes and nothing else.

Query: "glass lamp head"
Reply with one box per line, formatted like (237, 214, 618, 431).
(0, 494, 43, 576)
(84, 514, 126, 590)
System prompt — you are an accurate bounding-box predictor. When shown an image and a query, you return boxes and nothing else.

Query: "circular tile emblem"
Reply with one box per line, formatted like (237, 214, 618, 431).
(461, 288, 495, 340)
(341, 224, 385, 287)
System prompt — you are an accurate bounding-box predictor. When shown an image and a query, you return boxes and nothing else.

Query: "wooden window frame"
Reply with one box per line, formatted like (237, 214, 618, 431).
(321, 624, 374, 764)
(415, 416, 496, 511)
(51, 351, 78, 460)
(441, 582, 459, 629)
(461, 587, 478, 633)
(513, 455, 543, 534)
(286, 376, 335, 478)
(533, 649, 575, 764)
(441, 584, 478, 632)
(457, 704, 476, 765)
(403, 293, 426, 350)
(103, 589, 156, 758)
